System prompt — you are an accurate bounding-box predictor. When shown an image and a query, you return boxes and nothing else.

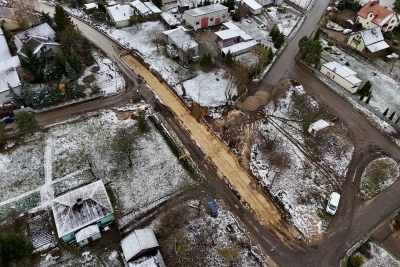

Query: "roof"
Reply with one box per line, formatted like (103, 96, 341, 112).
(357, 1, 396, 26)
(240, 0, 262, 10)
(310, 120, 330, 131)
(131, 0, 151, 15)
(221, 40, 257, 54)
(107, 4, 133, 22)
(323, 61, 356, 77)
(121, 228, 159, 262)
(51, 180, 113, 238)
(15, 23, 55, 43)
(216, 29, 240, 40)
(161, 12, 180, 26)
(366, 41, 389, 52)
(83, 3, 98, 9)
(0, 33, 11, 61)
(184, 4, 228, 17)
(163, 28, 198, 50)
(0, 7, 14, 19)
(345, 75, 362, 84)
(143, 2, 162, 14)
(128, 249, 165, 267)
(75, 225, 100, 243)
(0, 56, 21, 93)
(222, 22, 253, 40)
(351, 27, 389, 52)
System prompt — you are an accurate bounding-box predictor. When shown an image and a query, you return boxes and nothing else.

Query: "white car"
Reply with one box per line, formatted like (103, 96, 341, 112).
(326, 192, 341, 215)
(346, 19, 354, 25)
(343, 29, 353, 35)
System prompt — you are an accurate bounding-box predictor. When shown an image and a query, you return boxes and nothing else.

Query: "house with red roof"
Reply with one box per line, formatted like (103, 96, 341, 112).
(356, 1, 399, 32)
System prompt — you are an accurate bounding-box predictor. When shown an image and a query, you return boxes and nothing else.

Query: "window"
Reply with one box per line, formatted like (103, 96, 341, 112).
(366, 22, 369, 24)
(210, 17, 214, 21)
(97, 220, 102, 224)
(369, 13, 373, 17)
(392, 19, 395, 23)
(389, 26, 393, 30)
(222, 15, 225, 18)
(196, 21, 199, 25)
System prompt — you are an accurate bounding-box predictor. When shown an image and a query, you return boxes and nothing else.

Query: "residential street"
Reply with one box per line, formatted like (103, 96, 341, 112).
(33, 2, 400, 266)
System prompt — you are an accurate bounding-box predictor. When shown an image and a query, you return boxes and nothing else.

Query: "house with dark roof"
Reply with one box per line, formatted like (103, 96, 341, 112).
(356, 1, 399, 32)
(347, 27, 389, 52)
(13, 23, 60, 58)
(51, 180, 114, 245)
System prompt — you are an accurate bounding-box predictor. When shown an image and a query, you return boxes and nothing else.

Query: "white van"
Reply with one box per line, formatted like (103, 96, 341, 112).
(326, 192, 340, 215)
(343, 29, 353, 35)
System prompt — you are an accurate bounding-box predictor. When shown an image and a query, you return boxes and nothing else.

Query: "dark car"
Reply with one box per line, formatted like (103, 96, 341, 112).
(1, 116, 16, 124)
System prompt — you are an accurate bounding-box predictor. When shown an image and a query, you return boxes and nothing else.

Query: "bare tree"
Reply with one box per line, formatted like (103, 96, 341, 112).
(13, 0, 40, 29)
(111, 126, 137, 167)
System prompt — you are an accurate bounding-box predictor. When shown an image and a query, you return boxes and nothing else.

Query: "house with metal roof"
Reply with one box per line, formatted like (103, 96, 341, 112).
(51, 180, 114, 245)
(106, 4, 133, 28)
(13, 23, 60, 58)
(215, 21, 253, 47)
(356, 1, 399, 32)
(161, 12, 181, 29)
(183, 4, 228, 30)
(163, 28, 198, 63)
(239, 0, 262, 15)
(347, 27, 389, 53)
(320, 61, 362, 93)
(121, 228, 160, 262)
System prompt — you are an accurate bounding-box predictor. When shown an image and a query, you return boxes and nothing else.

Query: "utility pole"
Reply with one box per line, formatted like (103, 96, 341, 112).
(115, 62, 118, 92)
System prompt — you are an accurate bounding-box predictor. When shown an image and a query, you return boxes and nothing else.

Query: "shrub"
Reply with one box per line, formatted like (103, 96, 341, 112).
(327, 40, 334, 46)
(83, 74, 96, 83)
(348, 253, 363, 267)
(356, 23, 362, 28)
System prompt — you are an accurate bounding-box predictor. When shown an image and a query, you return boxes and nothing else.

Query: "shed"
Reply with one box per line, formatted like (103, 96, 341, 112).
(183, 4, 228, 30)
(240, 0, 262, 14)
(83, 3, 98, 10)
(221, 40, 257, 56)
(161, 12, 180, 29)
(106, 4, 133, 28)
(308, 120, 330, 137)
(51, 180, 114, 243)
(121, 228, 159, 262)
(131, 0, 152, 16)
(143, 2, 162, 15)
(320, 61, 361, 93)
(215, 21, 252, 47)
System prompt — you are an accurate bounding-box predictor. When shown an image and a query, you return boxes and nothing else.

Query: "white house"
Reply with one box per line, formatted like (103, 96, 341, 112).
(106, 4, 133, 28)
(163, 28, 198, 63)
(240, 0, 262, 15)
(13, 23, 60, 58)
(320, 61, 362, 93)
(215, 21, 253, 47)
(308, 120, 330, 137)
(356, 1, 399, 32)
(183, 4, 228, 30)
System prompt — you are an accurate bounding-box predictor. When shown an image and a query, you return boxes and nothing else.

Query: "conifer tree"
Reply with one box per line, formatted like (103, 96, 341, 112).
(53, 5, 72, 33)
(40, 11, 54, 27)
(65, 62, 77, 81)
(383, 108, 389, 116)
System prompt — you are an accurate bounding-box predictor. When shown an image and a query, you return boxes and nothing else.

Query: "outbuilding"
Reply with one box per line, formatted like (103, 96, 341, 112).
(221, 40, 257, 57)
(161, 12, 181, 29)
(121, 228, 160, 262)
(308, 120, 330, 137)
(183, 4, 228, 30)
(240, 0, 262, 15)
(215, 21, 253, 47)
(106, 4, 133, 28)
(320, 61, 361, 93)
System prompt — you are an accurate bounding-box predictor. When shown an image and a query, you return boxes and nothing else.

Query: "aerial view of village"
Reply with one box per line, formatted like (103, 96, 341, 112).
(1, 0, 400, 266)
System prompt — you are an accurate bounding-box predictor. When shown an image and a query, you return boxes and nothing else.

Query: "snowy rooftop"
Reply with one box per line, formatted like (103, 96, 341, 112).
(75, 225, 100, 243)
(161, 12, 180, 27)
(0, 33, 11, 61)
(131, 0, 152, 15)
(0, 6, 14, 18)
(184, 4, 228, 17)
(15, 23, 55, 43)
(221, 39, 257, 54)
(358, 27, 385, 45)
(357, 1, 396, 26)
(310, 119, 330, 131)
(215, 29, 240, 40)
(366, 41, 389, 52)
(51, 180, 113, 238)
(163, 28, 198, 50)
(107, 0, 117, 6)
(128, 250, 165, 267)
(121, 228, 159, 262)
(83, 3, 98, 9)
(222, 21, 253, 40)
(240, 0, 262, 10)
(0, 56, 21, 93)
(143, 2, 162, 14)
(323, 61, 358, 79)
(107, 5, 133, 22)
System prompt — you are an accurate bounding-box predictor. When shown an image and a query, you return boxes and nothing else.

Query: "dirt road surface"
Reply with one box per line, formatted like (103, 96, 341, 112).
(122, 55, 301, 240)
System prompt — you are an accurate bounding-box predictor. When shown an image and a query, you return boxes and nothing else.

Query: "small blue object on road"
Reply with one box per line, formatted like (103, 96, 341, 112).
(206, 197, 218, 217)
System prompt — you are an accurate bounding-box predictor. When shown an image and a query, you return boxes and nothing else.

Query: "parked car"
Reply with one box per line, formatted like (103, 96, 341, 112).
(205, 197, 218, 217)
(326, 192, 341, 215)
(343, 29, 353, 35)
(1, 116, 16, 124)
(346, 19, 354, 25)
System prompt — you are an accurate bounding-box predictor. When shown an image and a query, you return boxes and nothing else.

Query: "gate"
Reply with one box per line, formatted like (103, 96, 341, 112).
(201, 17, 208, 28)
(215, 18, 221, 24)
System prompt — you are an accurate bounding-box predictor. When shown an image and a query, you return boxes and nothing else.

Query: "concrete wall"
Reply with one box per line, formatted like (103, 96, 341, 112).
(320, 65, 360, 93)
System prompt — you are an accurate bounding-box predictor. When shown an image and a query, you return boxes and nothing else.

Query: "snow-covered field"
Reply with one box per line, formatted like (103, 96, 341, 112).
(250, 86, 353, 239)
(361, 242, 400, 267)
(263, 5, 304, 37)
(289, 0, 316, 10)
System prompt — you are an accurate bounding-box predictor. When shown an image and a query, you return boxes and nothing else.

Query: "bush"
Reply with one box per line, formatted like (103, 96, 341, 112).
(356, 23, 362, 28)
(83, 74, 96, 83)
(328, 40, 334, 46)
(348, 253, 364, 267)
(0, 233, 34, 266)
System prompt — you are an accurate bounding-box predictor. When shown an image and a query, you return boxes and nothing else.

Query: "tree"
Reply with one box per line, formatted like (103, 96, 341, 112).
(359, 81, 371, 95)
(53, 5, 72, 33)
(15, 111, 40, 134)
(0, 122, 6, 149)
(383, 108, 389, 116)
(112, 126, 137, 167)
(19, 46, 43, 81)
(389, 112, 396, 120)
(223, 0, 235, 11)
(200, 52, 212, 66)
(274, 32, 285, 49)
(298, 36, 323, 65)
(348, 253, 363, 267)
(136, 111, 149, 132)
(224, 50, 234, 67)
(65, 62, 77, 81)
(40, 11, 54, 27)
(365, 96, 371, 104)
(0, 233, 33, 267)
(152, 0, 162, 8)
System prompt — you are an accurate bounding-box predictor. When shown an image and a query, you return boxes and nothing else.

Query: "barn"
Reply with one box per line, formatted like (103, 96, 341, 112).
(183, 4, 228, 30)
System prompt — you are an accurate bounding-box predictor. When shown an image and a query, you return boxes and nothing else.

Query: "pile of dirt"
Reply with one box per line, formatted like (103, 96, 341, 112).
(237, 91, 272, 111)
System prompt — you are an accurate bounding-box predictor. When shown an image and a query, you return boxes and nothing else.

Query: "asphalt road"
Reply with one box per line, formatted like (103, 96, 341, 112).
(35, 2, 400, 267)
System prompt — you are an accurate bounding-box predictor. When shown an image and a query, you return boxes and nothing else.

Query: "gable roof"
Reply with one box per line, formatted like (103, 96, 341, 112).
(351, 27, 389, 52)
(161, 12, 180, 27)
(121, 228, 159, 262)
(357, 1, 397, 26)
(322, 61, 362, 84)
(15, 23, 55, 43)
(0, 56, 21, 93)
(107, 4, 133, 22)
(51, 180, 113, 238)
(185, 4, 228, 17)
(163, 28, 198, 50)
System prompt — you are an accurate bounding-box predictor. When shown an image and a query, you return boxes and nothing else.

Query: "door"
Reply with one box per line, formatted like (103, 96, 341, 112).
(87, 236, 93, 243)
(215, 18, 221, 24)
(201, 17, 208, 28)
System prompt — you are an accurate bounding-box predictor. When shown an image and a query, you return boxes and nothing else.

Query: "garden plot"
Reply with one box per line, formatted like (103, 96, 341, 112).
(358, 157, 399, 200)
(250, 85, 353, 239)
(361, 242, 400, 267)
(288, 0, 316, 9)
(263, 4, 304, 37)
(233, 19, 275, 48)
(320, 38, 400, 121)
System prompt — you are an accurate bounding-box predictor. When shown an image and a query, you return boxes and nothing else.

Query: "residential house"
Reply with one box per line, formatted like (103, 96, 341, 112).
(215, 21, 253, 47)
(240, 0, 262, 15)
(106, 4, 133, 28)
(347, 27, 389, 52)
(121, 229, 161, 262)
(0, 28, 21, 106)
(130, 1, 161, 18)
(320, 61, 361, 93)
(356, 1, 399, 32)
(163, 28, 198, 63)
(13, 23, 60, 58)
(51, 180, 114, 245)
(183, 4, 228, 30)
(161, 12, 181, 29)
(0, 7, 19, 31)
(308, 120, 330, 137)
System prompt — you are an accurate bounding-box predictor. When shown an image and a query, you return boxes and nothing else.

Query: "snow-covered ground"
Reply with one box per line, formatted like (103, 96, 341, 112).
(250, 86, 354, 239)
(288, 0, 316, 10)
(359, 0, 395, 8)
(361, 242, 400, 267)
(263, 5, 303, 37)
